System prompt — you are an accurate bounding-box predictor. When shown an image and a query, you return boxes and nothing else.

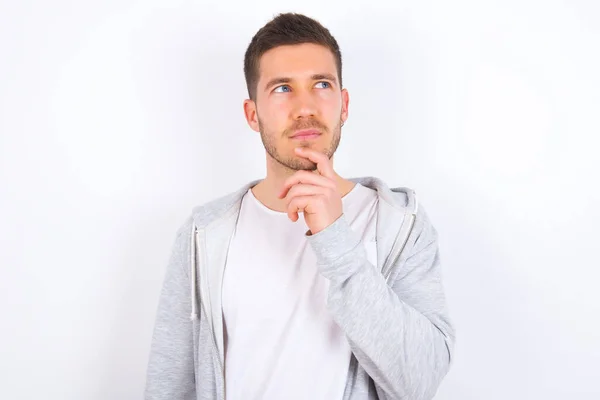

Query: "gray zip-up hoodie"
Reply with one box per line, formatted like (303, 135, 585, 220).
(144, 176, 455, 400)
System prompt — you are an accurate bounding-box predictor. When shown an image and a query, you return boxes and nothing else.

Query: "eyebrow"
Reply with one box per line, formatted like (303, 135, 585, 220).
(263, 73, 338, 91)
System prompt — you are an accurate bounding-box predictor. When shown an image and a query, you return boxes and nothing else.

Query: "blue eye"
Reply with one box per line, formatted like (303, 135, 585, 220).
(315, 81, 331, 89)
(274, 85, 291, 93)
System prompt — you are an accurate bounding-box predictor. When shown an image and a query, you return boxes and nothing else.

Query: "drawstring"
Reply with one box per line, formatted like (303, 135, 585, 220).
(413, 189, 419, 215)
(190, 224, 199, 321)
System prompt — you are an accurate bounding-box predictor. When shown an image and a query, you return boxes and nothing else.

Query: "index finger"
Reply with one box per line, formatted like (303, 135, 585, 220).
(294, 147, 336, 180)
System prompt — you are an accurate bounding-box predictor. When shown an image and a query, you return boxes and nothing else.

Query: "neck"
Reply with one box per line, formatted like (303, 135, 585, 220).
(251, 155, 355, 213)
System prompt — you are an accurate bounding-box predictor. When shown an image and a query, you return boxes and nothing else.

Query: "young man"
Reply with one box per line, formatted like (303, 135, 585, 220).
(145, 12, 455, 400)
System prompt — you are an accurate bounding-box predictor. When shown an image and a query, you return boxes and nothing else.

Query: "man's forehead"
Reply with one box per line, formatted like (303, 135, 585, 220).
(258, 43, 337, 82)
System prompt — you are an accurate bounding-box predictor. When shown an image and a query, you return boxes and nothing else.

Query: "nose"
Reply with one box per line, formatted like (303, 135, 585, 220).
(291, 89, 318, 120)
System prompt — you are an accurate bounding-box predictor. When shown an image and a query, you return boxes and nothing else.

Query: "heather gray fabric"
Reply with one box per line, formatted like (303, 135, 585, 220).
(145, 176, 455, 400)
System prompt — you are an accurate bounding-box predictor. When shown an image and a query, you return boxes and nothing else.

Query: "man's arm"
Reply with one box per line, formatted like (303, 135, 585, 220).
(145, 220, 196, 400)
(307, 207, 455, 400)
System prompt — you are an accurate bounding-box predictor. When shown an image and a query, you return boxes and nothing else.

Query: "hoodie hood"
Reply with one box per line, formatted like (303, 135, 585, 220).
(191, 176, 417, 230)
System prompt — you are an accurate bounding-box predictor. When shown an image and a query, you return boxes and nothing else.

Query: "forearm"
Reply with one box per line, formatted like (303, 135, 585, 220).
(308, 215, 453, 400)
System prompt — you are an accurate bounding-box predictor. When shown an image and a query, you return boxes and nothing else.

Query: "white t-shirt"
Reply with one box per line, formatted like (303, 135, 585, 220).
(222, 183, 378, 400)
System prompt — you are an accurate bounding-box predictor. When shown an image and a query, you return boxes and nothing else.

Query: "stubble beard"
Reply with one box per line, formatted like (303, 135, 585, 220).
(258, 115, 342, 172)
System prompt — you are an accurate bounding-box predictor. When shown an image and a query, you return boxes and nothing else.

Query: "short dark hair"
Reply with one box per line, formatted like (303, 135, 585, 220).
(243, 13, 343, 101)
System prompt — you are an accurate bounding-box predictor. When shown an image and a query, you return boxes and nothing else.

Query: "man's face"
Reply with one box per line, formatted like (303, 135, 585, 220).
(244, 43, 349, 171)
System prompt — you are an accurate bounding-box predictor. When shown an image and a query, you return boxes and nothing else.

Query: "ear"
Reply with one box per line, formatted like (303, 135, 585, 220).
(243, 99, 260, 133)
(340, 88, 349, 126)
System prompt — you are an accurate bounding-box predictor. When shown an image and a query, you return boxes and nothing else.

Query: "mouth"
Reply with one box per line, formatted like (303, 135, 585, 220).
(290, 129, 321, 140)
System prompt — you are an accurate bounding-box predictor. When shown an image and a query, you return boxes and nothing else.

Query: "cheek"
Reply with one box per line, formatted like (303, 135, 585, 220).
(264, 99, 291, 121)
(316, 94, 341, 120)
(259, 103, 289, 129)
(274, 101, 291, 116)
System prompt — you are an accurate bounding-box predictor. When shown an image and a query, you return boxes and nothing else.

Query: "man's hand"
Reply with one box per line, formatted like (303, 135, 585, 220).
(277, 147, 343, 235)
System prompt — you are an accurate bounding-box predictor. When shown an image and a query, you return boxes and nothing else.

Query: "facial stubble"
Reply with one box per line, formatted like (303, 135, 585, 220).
(257, 115, 342, 172)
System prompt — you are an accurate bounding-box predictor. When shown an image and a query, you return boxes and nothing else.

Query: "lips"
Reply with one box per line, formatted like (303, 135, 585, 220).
(291, 129, 321, 139)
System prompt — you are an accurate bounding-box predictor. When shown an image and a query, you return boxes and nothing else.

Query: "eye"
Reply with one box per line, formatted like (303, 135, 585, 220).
(273, 85, 291, 93)
(315, 81, 331, 89)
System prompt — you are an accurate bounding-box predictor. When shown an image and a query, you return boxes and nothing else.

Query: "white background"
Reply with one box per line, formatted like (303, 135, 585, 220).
(1, 0, 599, 399)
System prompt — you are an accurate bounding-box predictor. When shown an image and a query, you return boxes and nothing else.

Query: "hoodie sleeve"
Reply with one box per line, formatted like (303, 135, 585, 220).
(144, 220, 196, 400)
(306, 206, 455, 400)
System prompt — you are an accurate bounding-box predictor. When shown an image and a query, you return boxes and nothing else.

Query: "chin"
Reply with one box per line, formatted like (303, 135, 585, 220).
(285, 155, 316, 171)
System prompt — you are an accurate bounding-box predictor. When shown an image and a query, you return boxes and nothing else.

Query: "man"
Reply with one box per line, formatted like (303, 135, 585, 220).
(145, 12, 454, 400)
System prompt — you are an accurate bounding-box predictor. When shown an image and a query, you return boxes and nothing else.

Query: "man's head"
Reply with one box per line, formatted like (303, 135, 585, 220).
(243, 13, 349, 172)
